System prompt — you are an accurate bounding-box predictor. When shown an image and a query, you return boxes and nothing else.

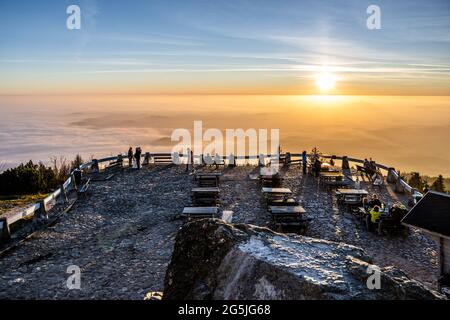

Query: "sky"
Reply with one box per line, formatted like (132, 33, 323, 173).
(0, 0, 450, 95)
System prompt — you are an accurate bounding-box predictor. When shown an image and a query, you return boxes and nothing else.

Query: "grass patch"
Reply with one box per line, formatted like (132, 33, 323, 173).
(0, 193, 48, 216)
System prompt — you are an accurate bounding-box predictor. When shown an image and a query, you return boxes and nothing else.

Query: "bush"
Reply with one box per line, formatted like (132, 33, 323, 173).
(0, 160, 57, 195)
(0, 154, 84, 196)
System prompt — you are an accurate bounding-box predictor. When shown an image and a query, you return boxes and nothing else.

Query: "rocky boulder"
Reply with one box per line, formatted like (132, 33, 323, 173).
(163, 219, 443, 300)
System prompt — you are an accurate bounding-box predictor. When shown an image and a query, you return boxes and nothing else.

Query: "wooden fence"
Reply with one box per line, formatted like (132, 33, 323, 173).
(0, 151, 422, 242)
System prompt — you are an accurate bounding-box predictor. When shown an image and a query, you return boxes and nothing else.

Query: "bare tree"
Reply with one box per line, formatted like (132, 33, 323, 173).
(50, 156, 70, 185)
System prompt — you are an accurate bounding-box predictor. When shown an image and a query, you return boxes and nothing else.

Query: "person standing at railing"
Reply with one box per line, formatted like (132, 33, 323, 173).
(302, 151, 307, 174)
(313, 157, 322, 177)
(135, 147, 142, 169)
(128, 147, 133, 168)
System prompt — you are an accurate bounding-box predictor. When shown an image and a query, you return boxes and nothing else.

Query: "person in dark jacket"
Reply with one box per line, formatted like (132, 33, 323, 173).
(314, 157, 322, 177)
(134, 147, 142, 169)
(368, 194, 382, 209)
(302, 151, 307, 174)
(128, 147, 133, 168)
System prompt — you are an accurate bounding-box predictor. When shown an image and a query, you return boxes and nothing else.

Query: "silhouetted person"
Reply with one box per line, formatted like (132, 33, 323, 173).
(302, 151, 307, 174)
(134, 147, 142, 169)
(314, 158, 322, 177)
(214, 153, 222, 170)
(128, 147, 133, 168)
(368, 194, 382, 209)
(389, 204, 407, 224)
(330, 158, 335, 166)
(203, 153, 213, 166)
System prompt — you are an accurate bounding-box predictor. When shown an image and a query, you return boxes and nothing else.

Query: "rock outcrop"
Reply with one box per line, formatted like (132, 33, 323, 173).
(163, 219, 443, 300)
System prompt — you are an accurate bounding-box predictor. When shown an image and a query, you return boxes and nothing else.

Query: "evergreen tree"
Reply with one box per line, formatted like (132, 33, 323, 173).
(408, 172, 425, 192)
(431, 175, 446, 193)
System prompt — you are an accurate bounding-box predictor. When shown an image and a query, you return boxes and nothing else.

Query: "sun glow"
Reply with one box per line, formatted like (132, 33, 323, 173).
(315, 72, 337, 92)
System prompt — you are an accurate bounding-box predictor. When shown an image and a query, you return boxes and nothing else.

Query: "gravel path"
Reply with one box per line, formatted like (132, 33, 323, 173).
(0, 164, 439, 299)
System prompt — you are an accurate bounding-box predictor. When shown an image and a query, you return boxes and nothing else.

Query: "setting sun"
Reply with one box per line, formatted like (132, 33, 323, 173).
(315, 73, 337, 92)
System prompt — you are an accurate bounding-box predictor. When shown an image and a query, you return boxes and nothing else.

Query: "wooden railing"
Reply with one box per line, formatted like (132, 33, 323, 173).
(0, 151, 421, 242)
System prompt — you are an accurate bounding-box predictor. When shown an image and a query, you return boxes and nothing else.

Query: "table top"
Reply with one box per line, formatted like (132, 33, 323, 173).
(260, 167, 279, 176)
(182, 207, 218, 214)
(321, 163, 341, 170)
(262, 187, 292, 194)
(191, 187, 220, 193)
(336, 189, 369, 195)
(269, 206, 306, 214)
(320, 172, 344, 177)
(195, 172, 222, 177)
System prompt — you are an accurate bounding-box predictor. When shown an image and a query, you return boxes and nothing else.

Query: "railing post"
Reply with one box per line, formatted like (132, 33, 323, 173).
(58, 185, 68, 205)
(73, 169, 82, 190)
(229, 153, 236, 168)
(92, 159, 100, 173)
(186, 149, 192, 172)
(258, 154, 265, 167)
(342, 156, 350, 170)
(117, 154, 124, 168)
(143, 152, 151, 166)
(387, 167, 397, 183)
(284, 152, 291, 166)
(395, 171, 405, 193)
(33, 200, 49, 228)
(0, 217, 11, 243)
(70, 173, 77, 192)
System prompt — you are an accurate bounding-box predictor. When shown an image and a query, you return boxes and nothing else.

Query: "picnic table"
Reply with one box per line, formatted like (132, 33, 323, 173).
(320, 171, 344, 178)
(182, 207, 218, 219)
(319, 172, 345, 187)
(192, 187, 220, 193)
(195, 172, 223, 177)
(191, 187, 220, 206)
(195, 172, 222, 187)
(259, 168, 282, 187)
(336, 189, 369, 196)
(336, 188, 369, 206)
(262, 187, 295, 206)
(320, 163, 341, 172)
(319, 172, 344, 182)
(269, 206, 306, 214)
(268, 205, 309, 233)
(262, 187, 292, 194)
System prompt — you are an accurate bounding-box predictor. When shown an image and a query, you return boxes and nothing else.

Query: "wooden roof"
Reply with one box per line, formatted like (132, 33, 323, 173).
(402, 191, 450, 238)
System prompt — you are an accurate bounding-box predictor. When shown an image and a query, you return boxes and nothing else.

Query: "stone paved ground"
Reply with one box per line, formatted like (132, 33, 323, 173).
(0, 163, 439, 299)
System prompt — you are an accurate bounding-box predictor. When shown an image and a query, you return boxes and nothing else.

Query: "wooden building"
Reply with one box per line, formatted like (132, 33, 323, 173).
(402, 191, 450, 293)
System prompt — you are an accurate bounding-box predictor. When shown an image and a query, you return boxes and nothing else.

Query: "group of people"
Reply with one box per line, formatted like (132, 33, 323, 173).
(128, 147, 142, 169)
(364, 194, 384, 224)
(364, 194, 407, 228)
(301, 151, 334, 177)
(363, 158, 377, 175)
(302, 151, 323, 177)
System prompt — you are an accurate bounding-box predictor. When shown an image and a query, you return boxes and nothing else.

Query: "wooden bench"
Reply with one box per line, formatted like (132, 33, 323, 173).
(191, 187, 220, 206)
(269, 205, 306, 215)
(182, 207, 218, 219)
(154, 155, 173, 165)
(268, 205, 309, 233)
(105, 159, 123, 173)
(195, 172, 221, 187)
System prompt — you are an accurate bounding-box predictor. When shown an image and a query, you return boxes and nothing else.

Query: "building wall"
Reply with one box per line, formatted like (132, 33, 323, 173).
(443, 238, 450, 274)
